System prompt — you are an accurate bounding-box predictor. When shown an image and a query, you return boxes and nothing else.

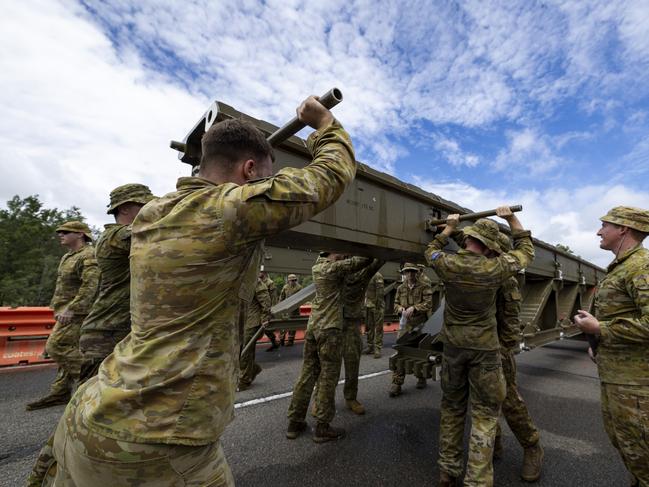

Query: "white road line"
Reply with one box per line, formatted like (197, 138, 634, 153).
(234, 369, 391, 409)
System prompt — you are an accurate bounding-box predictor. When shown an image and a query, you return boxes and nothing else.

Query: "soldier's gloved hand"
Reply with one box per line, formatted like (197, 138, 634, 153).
(56, 309, 74, 325)
(297, 96, 334, 131)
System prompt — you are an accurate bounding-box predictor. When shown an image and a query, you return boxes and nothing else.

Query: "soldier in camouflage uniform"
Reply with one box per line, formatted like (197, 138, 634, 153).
(260, 269, 280, 351)
(26, 221, 99, 411)
(279, 274, 302, 346)
(49, 96, 356, 486)
(78, 183, 155, 381)
(575, 206, 649, 487)
(363, 271, 385, 358)
(491, 232, 543, 482)
(287, 253, 371, 442)
(25, 185, 155, 487)
(342, 259, 385, 414)
(425, 207, 534, 487)
(238, 275, 272, 390)
(389, 263, 433, 397)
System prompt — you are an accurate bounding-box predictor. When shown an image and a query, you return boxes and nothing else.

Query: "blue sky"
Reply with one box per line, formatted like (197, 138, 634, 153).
(1, 0, 648, 266)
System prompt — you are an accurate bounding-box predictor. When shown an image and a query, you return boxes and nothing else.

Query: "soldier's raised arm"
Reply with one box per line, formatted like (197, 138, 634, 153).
(225, 97, 356, 245)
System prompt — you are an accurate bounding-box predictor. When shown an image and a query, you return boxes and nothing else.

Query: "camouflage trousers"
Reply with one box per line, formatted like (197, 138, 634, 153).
(49, 380, 235, 486)
(364, 308, 384, 352)
(44, 319, 84, 400)
(240, 325, 262, 386)
(392, 324, 424, 385)
(287, 328, 343, 424)
(495, 350, 540, 449)
(25, 431, 56, 487)
(600, 382, 649, 486)
(342, 319, 362, 401)
(438, 344, 506, 487)
(279, 329, 297, 343)
(78, 329, 129, 384)
(26, 329, 132, 487)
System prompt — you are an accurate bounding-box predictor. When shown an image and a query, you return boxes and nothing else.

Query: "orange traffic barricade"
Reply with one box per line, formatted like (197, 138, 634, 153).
(0, 307, 55, 367)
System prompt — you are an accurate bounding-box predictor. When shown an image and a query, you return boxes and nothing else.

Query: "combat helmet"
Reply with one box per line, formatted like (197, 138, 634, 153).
(288, 274, 298, 281)
(600, 206, 649, 233)
(55, 221, 93, 241)
(462, 218, 501, 253)
(107, 183, 155, 214)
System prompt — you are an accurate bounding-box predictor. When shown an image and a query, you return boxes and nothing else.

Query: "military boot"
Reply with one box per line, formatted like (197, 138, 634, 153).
(493, 433, 503, 460)
(345, 399, 366, 415)
(438, 470, 458, 487)
(373, 350, 382, 359)
(266, 336, 279, 352)
(286, 421, 307, 439)
(416, 377, 427, 389)
(363, 347, 374, 355)
(313, 423, 345, 443)
(26, 394, 70, 411)
(521, 443, 544, 482)
(389, 384, 402, 397)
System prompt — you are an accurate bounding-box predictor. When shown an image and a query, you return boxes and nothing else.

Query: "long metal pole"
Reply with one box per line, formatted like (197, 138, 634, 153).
(428, 205, 522, 226)
(266, 88, 343, 146)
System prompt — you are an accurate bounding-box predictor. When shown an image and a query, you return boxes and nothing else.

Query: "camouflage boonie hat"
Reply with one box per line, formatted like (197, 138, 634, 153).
(463, 218, 501, 253)
(497, 232, 512, 254)
(400, 263, 419, 273)
(55, 221, 92, 240)
(288, 274, 297, 280)
(107, 183, 155, 214)
(600, 206, 649, 233)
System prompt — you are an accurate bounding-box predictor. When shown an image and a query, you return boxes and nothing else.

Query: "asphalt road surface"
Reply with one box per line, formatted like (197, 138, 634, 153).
(0, 334, 629, 487)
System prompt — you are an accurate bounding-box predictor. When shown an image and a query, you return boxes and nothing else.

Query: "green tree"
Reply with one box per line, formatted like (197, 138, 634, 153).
(0, 195, 87, 306)
(556, 244, 575, 255)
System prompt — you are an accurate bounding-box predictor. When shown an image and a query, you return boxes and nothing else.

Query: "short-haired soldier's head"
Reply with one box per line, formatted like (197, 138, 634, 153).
(199, 119, 275, 184)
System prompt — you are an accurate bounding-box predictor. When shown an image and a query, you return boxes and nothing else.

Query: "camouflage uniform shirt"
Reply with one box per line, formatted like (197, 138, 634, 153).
(343, 259, 385, 320)
(365, 272, 385, 312)
(245, 279, 272, 330)
(263, 276, 278, 306)
(279, 281, 302, 301)
(80, 224, 131, 333)
(425, 229, 534, 351)
(307, 256, 372, 333)
(496, 277, 523, 350)
(50, 245, 99, 316)
(596, 245, 649, 385)
(393, 279, 433, 327)
(80, 121, 356, 446)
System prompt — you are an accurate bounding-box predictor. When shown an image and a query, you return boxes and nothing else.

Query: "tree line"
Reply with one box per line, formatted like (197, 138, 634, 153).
(0, 195, 90, 306)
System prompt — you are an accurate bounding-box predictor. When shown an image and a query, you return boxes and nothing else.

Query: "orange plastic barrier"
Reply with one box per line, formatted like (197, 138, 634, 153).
(0, 307, 55, 366)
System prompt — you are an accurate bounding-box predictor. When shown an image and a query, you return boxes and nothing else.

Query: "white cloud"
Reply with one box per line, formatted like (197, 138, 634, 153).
(412, 177, 649, 268)
(493, 128, 564, 175)
(0, 1, 206, 228)
(2, 0, 649, 248)
(433, 136, 480, 167)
